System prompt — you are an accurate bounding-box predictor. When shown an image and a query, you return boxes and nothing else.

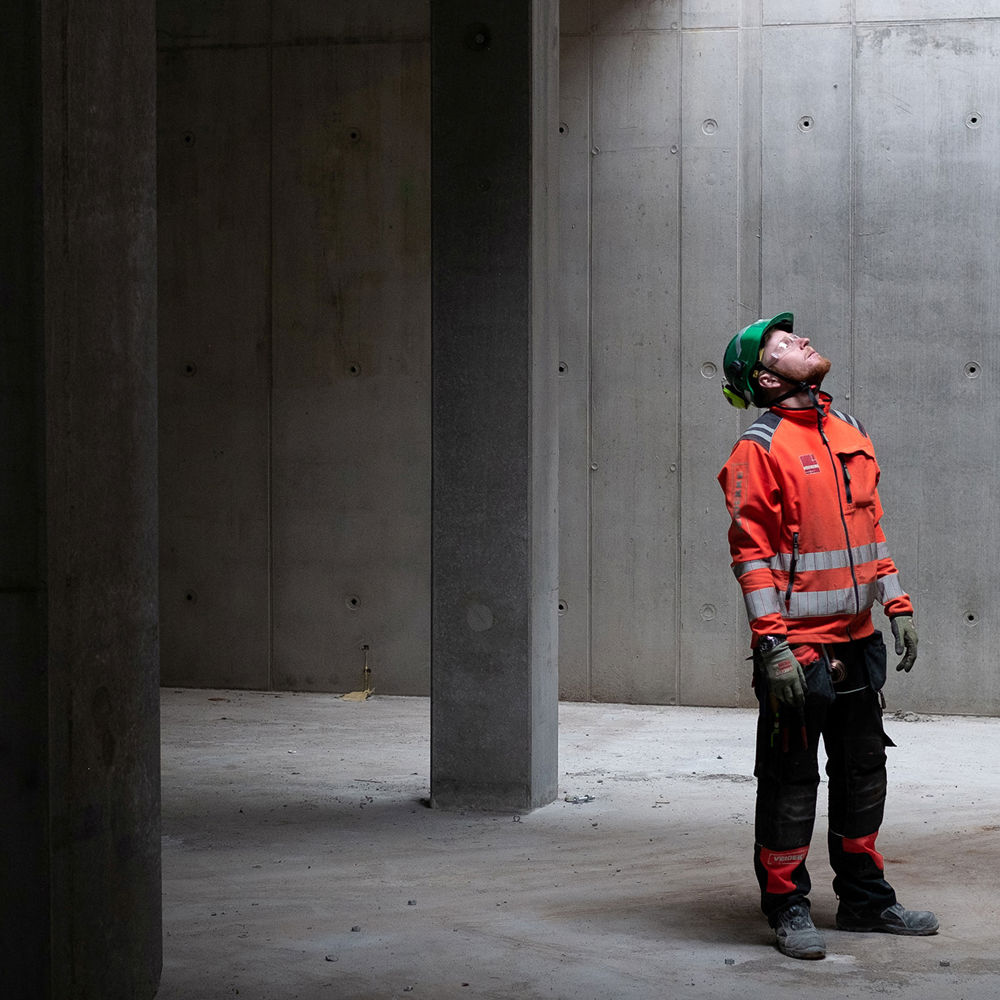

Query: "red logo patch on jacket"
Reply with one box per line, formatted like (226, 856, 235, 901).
(799, 453, 820, 474)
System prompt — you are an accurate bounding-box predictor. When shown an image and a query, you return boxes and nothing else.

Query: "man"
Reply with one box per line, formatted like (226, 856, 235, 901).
(717, 312, 938, 960)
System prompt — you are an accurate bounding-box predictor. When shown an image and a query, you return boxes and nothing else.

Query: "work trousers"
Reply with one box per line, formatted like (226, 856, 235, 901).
(752, 631, 897, 924)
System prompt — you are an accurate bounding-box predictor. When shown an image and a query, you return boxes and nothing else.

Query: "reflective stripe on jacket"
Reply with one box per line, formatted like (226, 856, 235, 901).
(717, 392, 913, 646)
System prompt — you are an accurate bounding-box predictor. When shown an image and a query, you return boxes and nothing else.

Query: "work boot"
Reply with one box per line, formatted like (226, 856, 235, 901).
(836, 901, 939, 936)
(773, 903, 826, 959)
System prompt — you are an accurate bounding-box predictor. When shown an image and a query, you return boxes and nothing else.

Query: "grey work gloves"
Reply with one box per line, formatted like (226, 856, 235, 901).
(760, 640, 806, 709)
(891, 615, 918, 672)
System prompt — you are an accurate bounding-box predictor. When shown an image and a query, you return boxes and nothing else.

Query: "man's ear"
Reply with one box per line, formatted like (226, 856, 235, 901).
(756, 369, 781, 390)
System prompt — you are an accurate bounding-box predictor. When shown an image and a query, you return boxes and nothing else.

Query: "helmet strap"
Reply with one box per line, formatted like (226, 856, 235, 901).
(755, 363, 823, 412)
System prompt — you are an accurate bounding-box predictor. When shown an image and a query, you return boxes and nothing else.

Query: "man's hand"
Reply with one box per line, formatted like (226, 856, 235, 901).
(760, 640, 807, 709)
(891, 615, 918, 672)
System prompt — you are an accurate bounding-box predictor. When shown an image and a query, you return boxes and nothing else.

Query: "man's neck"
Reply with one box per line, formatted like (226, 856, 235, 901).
(769, 385, 828, 410)
(772, 388, 815, 409)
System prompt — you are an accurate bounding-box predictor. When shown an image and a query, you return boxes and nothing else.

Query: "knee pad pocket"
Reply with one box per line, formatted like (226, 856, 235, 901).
(837, 735, 888, 832)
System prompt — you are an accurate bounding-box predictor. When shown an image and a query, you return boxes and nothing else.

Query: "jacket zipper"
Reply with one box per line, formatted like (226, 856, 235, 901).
(839, 458, 853, 504)
(818, 411, 861, 613)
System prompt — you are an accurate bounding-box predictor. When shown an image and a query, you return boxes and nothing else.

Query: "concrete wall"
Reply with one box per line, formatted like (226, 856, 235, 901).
(159, 0, 1000, 715)
(558, 0, 1000, 714)
(158, 1, 431, 694)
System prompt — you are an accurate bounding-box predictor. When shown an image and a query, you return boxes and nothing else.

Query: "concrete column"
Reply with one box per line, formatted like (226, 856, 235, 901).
(1, 2, 50, 992)
(430, 0, 560, 811)
(1, 1, 161, 996)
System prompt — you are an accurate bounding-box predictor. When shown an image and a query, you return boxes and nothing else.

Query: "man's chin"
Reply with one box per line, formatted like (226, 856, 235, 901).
(810, 357, 832, 383)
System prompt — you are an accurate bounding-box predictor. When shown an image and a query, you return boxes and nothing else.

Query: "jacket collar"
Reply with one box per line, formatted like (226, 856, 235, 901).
(769, 389, 832, 421)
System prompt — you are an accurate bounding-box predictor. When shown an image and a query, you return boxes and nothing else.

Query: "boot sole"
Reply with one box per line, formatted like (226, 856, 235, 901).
(776, 934, 827, 959)
(836, 922, 939, 936)
(778, 945, 826, 959)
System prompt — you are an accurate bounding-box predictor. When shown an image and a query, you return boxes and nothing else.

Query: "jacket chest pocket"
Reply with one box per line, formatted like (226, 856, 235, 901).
(836, 448, 878, 508)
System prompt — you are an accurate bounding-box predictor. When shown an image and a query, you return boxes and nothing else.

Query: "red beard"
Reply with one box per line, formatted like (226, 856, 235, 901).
(808, 355, 832, 384)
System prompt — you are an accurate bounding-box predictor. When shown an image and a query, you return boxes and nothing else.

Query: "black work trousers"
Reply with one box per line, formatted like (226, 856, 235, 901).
(752, 631, 897, 924)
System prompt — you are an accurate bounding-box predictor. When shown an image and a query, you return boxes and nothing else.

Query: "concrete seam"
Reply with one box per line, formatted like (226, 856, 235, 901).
(674, 22, 684, 707)
(756, 0, 763, 312)
(586, 7, 595, 702)
(266, 0, 275, 691)
(849, 0, 857, 403)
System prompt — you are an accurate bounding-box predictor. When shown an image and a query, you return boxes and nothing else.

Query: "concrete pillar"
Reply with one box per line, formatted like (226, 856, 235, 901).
(1, 1, 161, 996)
(430, 0, 560, 811)
(2, 2, 50, 991)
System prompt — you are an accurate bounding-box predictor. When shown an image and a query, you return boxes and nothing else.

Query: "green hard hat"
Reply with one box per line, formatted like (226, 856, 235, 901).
(722, 312, 794, 409)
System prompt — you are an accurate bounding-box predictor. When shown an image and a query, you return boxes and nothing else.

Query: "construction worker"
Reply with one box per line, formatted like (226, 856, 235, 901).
(717, 312, 938, 960)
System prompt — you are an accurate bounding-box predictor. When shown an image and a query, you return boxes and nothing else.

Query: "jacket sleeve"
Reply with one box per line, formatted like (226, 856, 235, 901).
(718, 440, 786, 644)
(870, 473, 915, 618)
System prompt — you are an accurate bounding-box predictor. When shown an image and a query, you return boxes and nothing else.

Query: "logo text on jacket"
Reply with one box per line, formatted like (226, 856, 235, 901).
(799, 453, 820, 475)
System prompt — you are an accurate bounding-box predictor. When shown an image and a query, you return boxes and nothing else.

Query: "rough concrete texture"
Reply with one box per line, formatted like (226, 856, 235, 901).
(430, 0, 559, 811)
(159, 690, 1000, 999)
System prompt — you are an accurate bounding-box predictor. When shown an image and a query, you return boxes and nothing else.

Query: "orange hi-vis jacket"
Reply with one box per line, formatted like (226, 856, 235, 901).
(717, 392, 913, 647)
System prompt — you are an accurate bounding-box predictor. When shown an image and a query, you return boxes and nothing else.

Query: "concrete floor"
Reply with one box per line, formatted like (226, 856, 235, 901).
(158, 689, 1000, 1000)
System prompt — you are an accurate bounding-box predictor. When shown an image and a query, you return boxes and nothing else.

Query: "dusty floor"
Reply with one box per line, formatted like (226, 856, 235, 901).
(157, 689, 1000, 1000)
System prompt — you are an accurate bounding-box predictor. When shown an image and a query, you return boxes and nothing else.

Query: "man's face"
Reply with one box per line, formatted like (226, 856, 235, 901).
(761, 327, 832, 384)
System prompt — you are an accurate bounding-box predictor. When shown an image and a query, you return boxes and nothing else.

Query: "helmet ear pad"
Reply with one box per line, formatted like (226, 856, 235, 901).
(728, 357, 765, 405)
(722, 359, 755, 408)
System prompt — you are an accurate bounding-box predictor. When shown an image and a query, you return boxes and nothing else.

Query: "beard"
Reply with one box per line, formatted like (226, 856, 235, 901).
(776, 351, 832, 386)
(807, 355, 832, 385)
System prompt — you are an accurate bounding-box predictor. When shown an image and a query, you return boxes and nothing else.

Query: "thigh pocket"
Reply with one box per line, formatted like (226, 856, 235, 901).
(864, 631, 888, 692)
(804, 656, 835, 707)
